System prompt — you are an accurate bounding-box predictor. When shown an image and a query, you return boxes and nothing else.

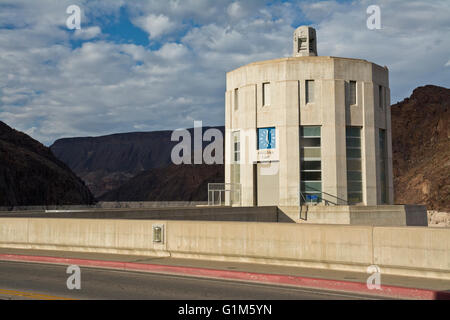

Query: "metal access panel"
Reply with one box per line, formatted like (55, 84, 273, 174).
(256, 162, 279, 206)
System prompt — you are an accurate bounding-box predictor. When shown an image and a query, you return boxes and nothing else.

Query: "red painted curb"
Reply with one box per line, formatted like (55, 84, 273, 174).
(0, 253, 448, 300)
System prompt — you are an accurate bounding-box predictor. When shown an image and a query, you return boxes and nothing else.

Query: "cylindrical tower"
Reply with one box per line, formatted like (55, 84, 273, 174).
(225, 26, 393, 208)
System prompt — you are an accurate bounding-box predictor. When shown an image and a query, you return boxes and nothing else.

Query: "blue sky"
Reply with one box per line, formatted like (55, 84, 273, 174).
(0, 0, 449, 145)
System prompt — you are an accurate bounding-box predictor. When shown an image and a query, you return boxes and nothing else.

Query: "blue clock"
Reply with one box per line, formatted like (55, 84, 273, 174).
(258, 127, 276, 150)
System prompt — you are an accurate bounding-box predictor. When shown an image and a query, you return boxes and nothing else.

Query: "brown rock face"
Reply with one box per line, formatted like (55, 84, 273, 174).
(50, 127, 225, 198)
(99, 164, 224, 201)
(391, 85, 449, 211)
(0, 121, 95, 207)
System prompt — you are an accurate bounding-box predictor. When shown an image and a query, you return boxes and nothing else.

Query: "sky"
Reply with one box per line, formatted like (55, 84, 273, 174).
(0, 0, 449, 145)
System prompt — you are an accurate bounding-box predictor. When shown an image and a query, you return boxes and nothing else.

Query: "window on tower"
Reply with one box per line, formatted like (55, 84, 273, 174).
(300, 126, 322, 204)
(349, 81, 357, 105)
(306, 80, 315, 104)
(379, 129, 388, 203)
(346, 127, 363, 204)
(263, 82, 271, 106)
(379, 85, 383, 109)
(233, 131, 240, 163)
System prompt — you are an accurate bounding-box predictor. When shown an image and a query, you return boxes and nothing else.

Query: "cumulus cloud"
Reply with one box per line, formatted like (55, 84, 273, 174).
(155, 43, 189, 60)
(299, 0, 343, 21)
(308, 0, 450, 102)
(135, 14, 176, 39)
(0, 0, 449, 146)
(74, 26, 102, 40)
(227, 2, 244, 19)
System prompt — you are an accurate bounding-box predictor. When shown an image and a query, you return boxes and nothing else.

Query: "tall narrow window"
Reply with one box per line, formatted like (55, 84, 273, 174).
(234, 88, 239, 111)
(232, 131, 240, 186)
(346, 127, 363, 204)
(379, 129, 387, 203)
(349, 81, 357, 105)
(233, 131, 240, 163)
(384, 88, 388, 108)
(378, 85, 383, 109)
(263, 82, 270, 106)
(306, 80, 315, 104)
(300, 126, 321, 203)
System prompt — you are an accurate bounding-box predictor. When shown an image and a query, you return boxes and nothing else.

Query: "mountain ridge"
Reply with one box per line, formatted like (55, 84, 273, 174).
(0, 121, 95, 207)
(50, 126, 225, 197)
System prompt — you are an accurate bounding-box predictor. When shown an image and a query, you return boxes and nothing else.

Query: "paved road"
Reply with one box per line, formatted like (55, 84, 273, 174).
(0, 261, 380, 300)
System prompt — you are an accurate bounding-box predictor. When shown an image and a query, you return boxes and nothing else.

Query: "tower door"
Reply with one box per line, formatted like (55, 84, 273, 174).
(256, 161, 279, 206)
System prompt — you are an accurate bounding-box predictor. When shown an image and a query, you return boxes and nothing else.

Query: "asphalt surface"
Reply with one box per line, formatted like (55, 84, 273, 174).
(0, 261, 381, 300)
(1, 248, 448, 293)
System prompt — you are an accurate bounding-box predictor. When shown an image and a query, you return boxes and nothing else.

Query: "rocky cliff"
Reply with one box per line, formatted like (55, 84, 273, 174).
(99, 164, 224, 201)
(0, 121, 95, 207)
(391, 85, 449, 211)
(50, 127, 225, 197)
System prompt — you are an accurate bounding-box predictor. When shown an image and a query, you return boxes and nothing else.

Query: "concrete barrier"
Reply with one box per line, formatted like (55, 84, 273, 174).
(97, 201, 208, 209)
(373, 227, 450, 279)
(0, 218, 448, 279)
(278, 205, 428, 226)
(0, 201, 208, 212)
(0, 206, 283, 222)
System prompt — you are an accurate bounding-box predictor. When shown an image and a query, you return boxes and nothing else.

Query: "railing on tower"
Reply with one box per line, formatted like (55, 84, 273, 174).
(300, 191, 348, 206)
(208, 183, 241, 206)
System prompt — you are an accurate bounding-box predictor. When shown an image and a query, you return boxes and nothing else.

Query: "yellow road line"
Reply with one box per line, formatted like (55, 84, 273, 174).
(0, 288, 76, 300)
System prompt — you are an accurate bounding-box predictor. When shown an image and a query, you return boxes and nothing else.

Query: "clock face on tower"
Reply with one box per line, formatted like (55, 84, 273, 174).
(258, 127, 276, 150)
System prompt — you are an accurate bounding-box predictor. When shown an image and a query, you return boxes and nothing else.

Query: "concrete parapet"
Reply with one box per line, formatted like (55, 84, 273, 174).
(0, 206, 282, 222)
(278, 205, 428, 226)
(0, 218, 448, 280)
(373, 226, 450, 278)
(2, 204, 427, 227)
(0, 201, 208, 212)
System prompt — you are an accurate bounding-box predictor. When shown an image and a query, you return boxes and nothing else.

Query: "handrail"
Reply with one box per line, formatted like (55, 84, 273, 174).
(299, 191, 308, 220)
(208, 183, 241, 206)
(319, 190, 349, 205)
(300, 185, 348, 206)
